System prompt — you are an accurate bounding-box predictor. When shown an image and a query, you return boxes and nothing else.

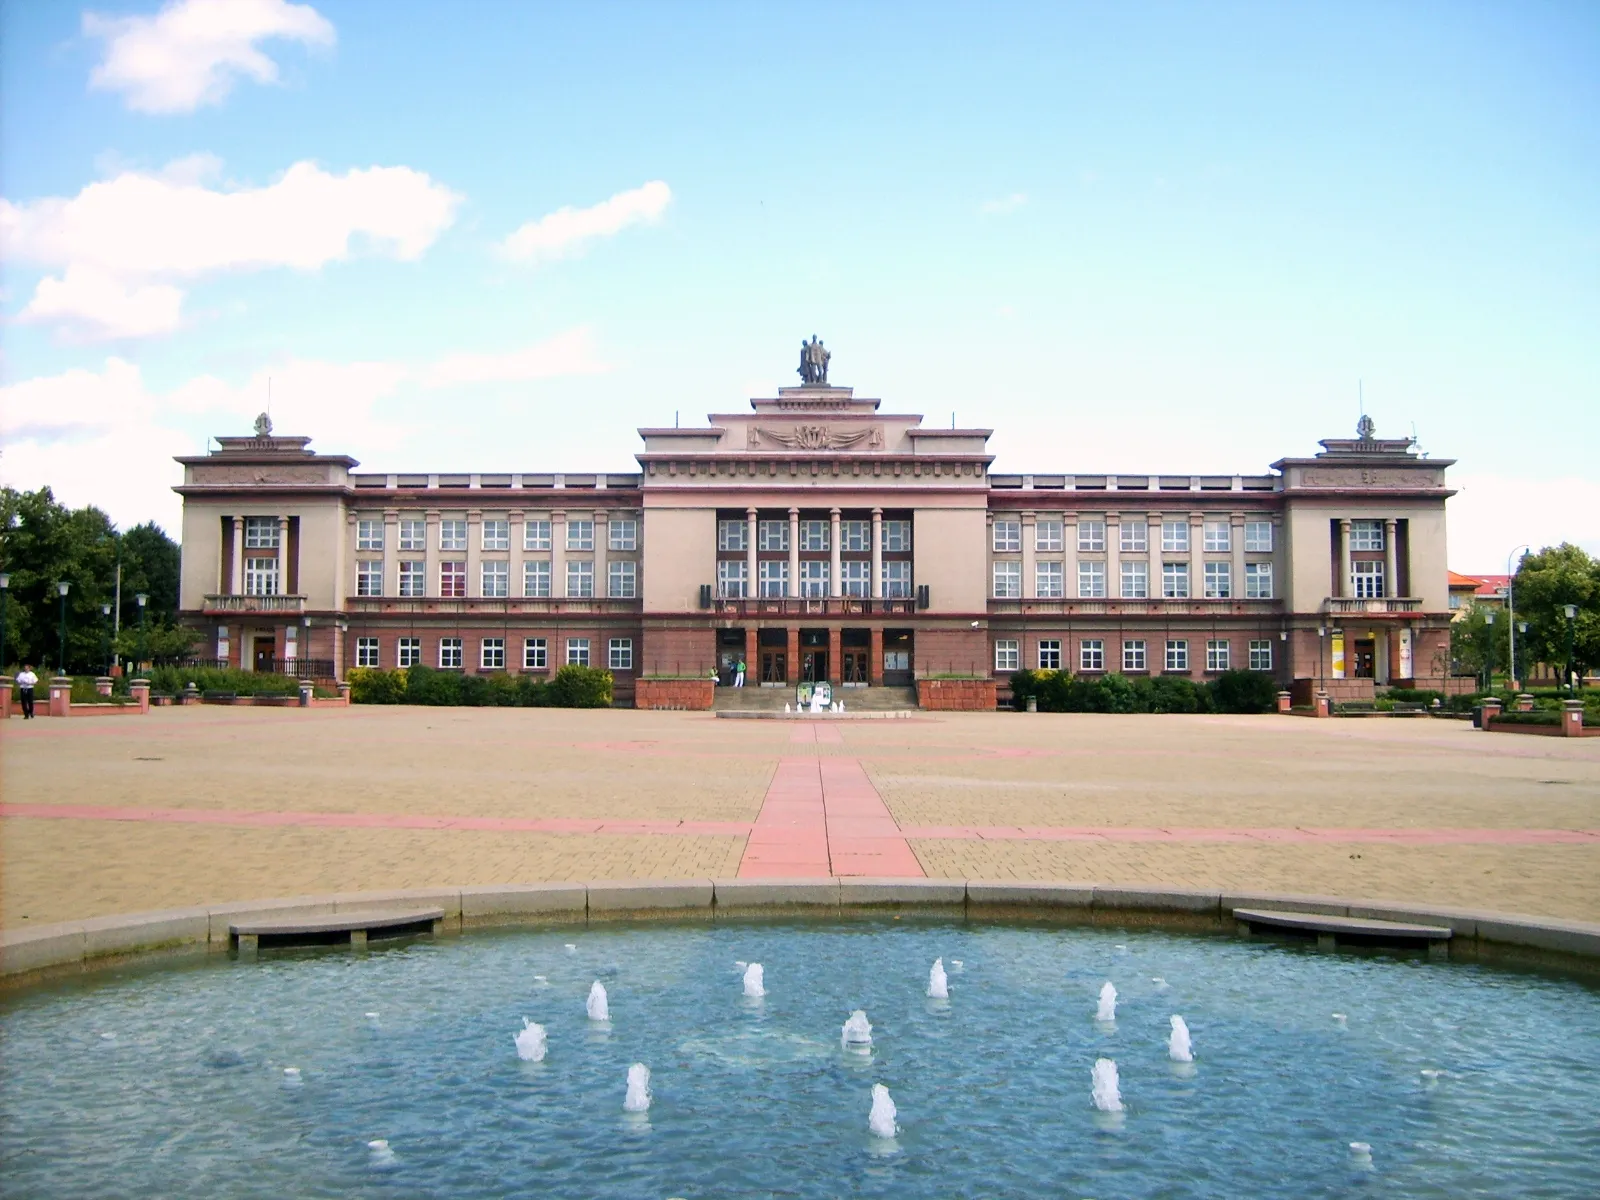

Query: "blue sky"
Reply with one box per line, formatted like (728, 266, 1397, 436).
(2, 0, 1595, 571)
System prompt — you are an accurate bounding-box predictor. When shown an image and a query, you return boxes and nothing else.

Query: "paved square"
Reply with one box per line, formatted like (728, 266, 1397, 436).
(2, 708, 1596, 927)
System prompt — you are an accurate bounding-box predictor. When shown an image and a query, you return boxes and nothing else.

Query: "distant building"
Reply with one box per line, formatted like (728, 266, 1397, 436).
(1448, 572, 1509, 619)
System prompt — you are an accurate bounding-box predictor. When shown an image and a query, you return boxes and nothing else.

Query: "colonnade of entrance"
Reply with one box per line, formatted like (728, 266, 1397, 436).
(715, 627, 914, 687)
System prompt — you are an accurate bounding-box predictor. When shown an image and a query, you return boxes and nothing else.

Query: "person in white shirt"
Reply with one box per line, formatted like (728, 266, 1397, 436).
(15, 665, 38, 719)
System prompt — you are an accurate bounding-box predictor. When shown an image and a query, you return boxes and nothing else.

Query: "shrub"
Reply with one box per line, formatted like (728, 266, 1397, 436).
(548, 665, 613, 708)
(1209, 669, 1280, 714)
(348, 667, 407, 704)
(1095, 672, 1140, 713)
(145, 665, 301, 697)
(1145, 674, 1202, 713)
(1009, 669, 1040, 710)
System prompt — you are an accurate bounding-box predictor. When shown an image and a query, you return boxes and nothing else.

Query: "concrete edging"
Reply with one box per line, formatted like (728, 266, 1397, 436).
(4, 880, 1599, 987)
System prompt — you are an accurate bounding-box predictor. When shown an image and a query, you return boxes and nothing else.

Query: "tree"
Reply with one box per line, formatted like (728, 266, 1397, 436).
(1511, 544, 1600, 688)
(1449, 604, 1511, 689)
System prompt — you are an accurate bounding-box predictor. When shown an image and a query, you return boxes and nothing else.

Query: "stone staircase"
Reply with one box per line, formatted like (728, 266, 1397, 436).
(712, 685, 919, 714)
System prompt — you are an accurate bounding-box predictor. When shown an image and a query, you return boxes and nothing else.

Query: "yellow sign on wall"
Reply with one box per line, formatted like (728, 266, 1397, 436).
(1330, 634, 1346, 678)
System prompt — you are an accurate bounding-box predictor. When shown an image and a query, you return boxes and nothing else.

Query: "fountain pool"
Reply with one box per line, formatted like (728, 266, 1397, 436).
(2, 921, 1597, 1198)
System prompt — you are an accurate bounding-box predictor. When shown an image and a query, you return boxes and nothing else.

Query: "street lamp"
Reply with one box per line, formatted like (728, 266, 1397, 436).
(1317, 625, 1327, 690)
(100, 603, 112, 675)
(1484, 610, 1495, 692)
(1505, 543, 1529, 687)
(0, 572, 10, 673)
(135, 592, 148, 673)
(56, 581, 71, 675)
(1564, 603, 1579, 693)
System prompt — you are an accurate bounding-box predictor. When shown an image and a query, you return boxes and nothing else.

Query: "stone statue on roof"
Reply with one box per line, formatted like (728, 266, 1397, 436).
(797, 335, 831, 386)
(254, 412, 273, 437)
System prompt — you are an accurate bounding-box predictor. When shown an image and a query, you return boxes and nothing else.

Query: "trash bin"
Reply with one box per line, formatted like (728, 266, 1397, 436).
(1026, 697, 1038, 713)
(1471, 705, 1483, 729)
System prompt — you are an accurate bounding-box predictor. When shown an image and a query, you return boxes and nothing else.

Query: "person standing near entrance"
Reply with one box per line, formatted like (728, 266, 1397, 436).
(15, 664, 38, 719)
(735, 657, 746, 687)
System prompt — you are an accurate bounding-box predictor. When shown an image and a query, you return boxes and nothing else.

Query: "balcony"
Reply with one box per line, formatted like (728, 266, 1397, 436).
(712, 597, 918, 618)
(203, 594, 307, 615)
(987, 598, 1283, 618)
(343, 597, 642, 616)
(1323, 597, 1423, 615)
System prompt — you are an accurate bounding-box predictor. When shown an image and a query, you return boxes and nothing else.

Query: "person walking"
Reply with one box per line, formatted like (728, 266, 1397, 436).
(15, 664, 38, 719)
(734, 657, 746, 688)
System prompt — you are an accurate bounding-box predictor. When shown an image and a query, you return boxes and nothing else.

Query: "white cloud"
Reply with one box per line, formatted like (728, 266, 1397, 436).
(419, 327, 607, 387)
(84, 0, 335, 114)
(19, 266, 185, 340)
(500, 180, 672, 264)
(980, 192, 1028, 216)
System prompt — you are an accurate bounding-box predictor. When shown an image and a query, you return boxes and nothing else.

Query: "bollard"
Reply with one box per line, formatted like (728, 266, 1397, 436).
(49, 676, 72, 717)
(0, 676, 11, 719)
(182, 682, 201, 706)
(130, 678, 151, 713)
(1480, 698, 1503, 730)
(1276, 690, 1292, 713)
(1026, 696, 1038, 713)
(95, 676, 114, 697)
(1314, 691, 1331, 718)
(337, 681, 352, 705)
(1515, 693, 1535, 712)
(299, 681, 314, 708)
(1562, 700, 1585, 738)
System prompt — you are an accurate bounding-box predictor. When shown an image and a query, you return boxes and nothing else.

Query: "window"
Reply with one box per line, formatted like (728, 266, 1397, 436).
(1121, 560, 1148, 599)
(1249, 639, 1273, 671)
(717, 559, 748, 599)
(842, 520, 871, 551)
(608, 638, 633, 670)
(1204, 561, 1231, 599)
(1038, 640, 1062, 670)
(1351, 561, 1385, 598)
(993, 561, 1021, 598)
(1245, 562, 1273, 599)
(718, 519, 748, 551)
(1244, 520, 1273, 552)
(1162, 562, 1190, 599)
(800, 520, 830, 551)
(1035, 519, 1063, 552)
(994, 639, 1020, 671)
(882, 560, 911, 598)
(1036, 561, 1064, 598)
(356, 519, 383, 551)
(609, 518, 638, 551)
(523, 638, 547, 670)
(524, 519, 551, 551)
(567, 560, 594, 598)
(356, 637, 380, 668)
(882, 520, 911, 552)
(992, 520, 1021, 552)
(566, 638, 590, 667)
(397, 637, 421, 668)
(440, 562, 466, 598)
(481, 638, 505, 670)
(356, 560, 383, 596)
(1206, 639, 1231, 671)
(1204, 520, 1231, 553)
(1162, 520, 1189, 553)
(608, 560, 637, 598)
(1078, 560, 1106, 598)
(1080, 639, 1105, 672)
(398, 561, 425, 597)
(1078, 519, 1106, 552)
(799, 560, 829, 598)
(523, 560, 551, 598)
(759, 520, 789, 551)
(1350, 520, 1384, 551)
(759, 560, 789, 598)
(567, 520, 594, 551)
(841, 560, 870, 597)
(1120, 520, 1148, 553)
(1123, 639, 1147, 672)
(482, 520, 509, 550)
(244, 558, 280, 596)
(398, 519, 426, 551)
(439, 637, 463, 669)
(440, 520, 467, 551)
(482, 561, 509, 598)
(884, 649, 910, 671)
(1165, 640, 1189, 671)
(244, 516, 280, 549)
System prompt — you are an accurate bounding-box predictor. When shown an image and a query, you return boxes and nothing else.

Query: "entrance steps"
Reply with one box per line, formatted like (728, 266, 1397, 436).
(713, 685, 918, 715)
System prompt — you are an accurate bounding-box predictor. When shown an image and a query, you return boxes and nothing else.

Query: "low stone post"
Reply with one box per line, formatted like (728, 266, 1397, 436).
(1480, 698, 1503, 730)
(182, 682, 200, 706)
(337, 681, 352, 705)
(1276, 690, 1292, 713)
(0, 676, 11, 719)
(95, 676, 114, 697)
(1026, 696, 1038, 713)
(1562, 699, 1585, 737)
(1515, 693, 1535, 712)
(49, 676, 72, 717)
(130, 678, 151, 713)
(299, 680, 315, 708)
(1314, 691, 1331, 718)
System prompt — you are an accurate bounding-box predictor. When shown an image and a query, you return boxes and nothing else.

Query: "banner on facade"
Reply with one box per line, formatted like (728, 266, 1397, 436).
(1398, 628, 1413, 680)
(1330, 634, 1346, 678)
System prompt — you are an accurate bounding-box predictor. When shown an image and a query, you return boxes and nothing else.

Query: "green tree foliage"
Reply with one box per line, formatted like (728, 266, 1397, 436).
(349, 664, 614, 708)
(1449, 604, 1511, 687)
(1208, 669, 1281, 714)
(1009, 669, 1244, 714)
(1511, 544, 1599, 686)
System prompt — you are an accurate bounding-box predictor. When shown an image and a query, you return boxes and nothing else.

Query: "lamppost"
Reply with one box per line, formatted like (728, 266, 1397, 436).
(301, 615, 312, 679)
(1505, 543, 1529, 687)
(1483, 610, 1495, 692)
(1317, 625, 1327, 690)
(100, 603, 112, 675)
(136, 592, 148, 673)
(0, 572, 10, 672)
(56, 581, 71, 675)
(1564, 603, 1579, 694)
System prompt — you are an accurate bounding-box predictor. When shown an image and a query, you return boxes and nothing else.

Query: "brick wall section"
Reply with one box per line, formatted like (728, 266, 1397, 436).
(635, 678, 716, 710)
(642, 624, 714, 677)
(916, 627, 989, 678)
(918, 678, 998, 711)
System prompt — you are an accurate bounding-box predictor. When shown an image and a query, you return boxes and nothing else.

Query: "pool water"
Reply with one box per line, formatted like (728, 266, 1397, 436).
(2, 921, 1598, 1198)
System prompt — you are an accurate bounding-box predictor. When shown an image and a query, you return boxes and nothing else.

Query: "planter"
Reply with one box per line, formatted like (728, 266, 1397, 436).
(917, 678, 997, 711)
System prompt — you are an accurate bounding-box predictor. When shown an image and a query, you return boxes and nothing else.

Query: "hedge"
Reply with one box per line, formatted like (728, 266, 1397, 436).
(1008, 669, 1280, 715)
(145, 665, 304, 697)
(349, 664, 613, 708)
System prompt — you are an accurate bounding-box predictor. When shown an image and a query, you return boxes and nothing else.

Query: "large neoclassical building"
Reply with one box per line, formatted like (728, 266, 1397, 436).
(176, 350, 1457, 707)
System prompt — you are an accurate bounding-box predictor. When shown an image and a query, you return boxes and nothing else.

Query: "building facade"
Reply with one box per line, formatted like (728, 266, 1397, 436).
(176, 364, 1457, 706)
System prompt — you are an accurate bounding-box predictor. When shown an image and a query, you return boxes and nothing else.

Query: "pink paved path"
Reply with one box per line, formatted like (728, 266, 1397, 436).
(735, 757, 926, 877)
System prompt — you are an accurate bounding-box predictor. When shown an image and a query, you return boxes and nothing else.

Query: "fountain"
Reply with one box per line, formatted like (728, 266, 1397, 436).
(868, 1084, 898, 1138)
(1168, 1015, 1193, 1063)
(841, 1009, 873, 1047)
(367, 1139, 396, 1168)
(928, 958, 949, 999)
(1097, 981, 1117, 1022)
(742, 963, 766, 998)
(514, 1019, 547, 1062)
(1349, 1141, 1374, 1169)
(1091, 1058, 1123, 1112)
(623, 1064, 652, 1112)
(587, 981, 609, 1022)
(281, 1066, 302, 1088)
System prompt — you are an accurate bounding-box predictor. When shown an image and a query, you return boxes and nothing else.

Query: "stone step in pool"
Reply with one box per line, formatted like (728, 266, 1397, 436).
(230, 908, 445, 958)
(1233, 908, 1453, 958)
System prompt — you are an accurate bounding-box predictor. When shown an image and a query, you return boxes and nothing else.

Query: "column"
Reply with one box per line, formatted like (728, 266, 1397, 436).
(1021, 511, 1037, 600)
(594, 510, 608, 601)
(230, 516, 245, 595)
(1106, 512, 1121, 602)
(277, 516, 290, 597)
(745, 508, 758, 600)
(1148, 511, 1163, 673)
(745, 627, 758, 680)
(829, 507, 842, 598)
(870, 507, 883, 600)
(1231, 512, 1246, 603)
(1384, 519, 1399, 599)
(382, 509, 397, 598)
(466, 508, 483, 598)
(1190, 511, 1205, 599)
(786, 626, 800, 682)
(787, 507, 800, 599)
(509, 509, 525, 605)
(1063, 512, 1079, 598)
(425, 510, 441, 598)
(1338, 518, 1352, 599)
(828, 626, 842, 684)
(551, 510, 567, 599)
(870, 627, 884, 686)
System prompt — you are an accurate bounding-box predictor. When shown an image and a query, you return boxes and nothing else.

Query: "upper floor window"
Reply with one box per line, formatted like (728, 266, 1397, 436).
(482, 519, 510, 550)
(440, 561, 466, 598)
(523, 560, 551, 598)
(608, 560, 637, 598)
(1350, 520, 1384, 551)
(566, 559, 594, 597)
(1203, 520, 1231, 553)
(1121, 560, 1148, 599)
(841, 561, 870, 597)
(609, 518, 638, 551)
(439, 520, 467, 551)
(1120, 520, 1148, 553)
(993, 561, 1021, 599)
(800, 520, 829, 552)
(1035, 519, 1063, 552)
(717, 559, 748, 599)
(524, 519, 551, 551)
(1351, 560, 1385, 598)
(759, 520, 788, 552)
(1245, 562, 1273, 599)
(1078, 519, 1106, 552)
(1244, 520, 1273, 552)
(882, 520, 911, 552)
(882, 560, 912, 598)
(567, 519, 594, 551)
(244, 557, 279, 596)
(1036, 561, 1064, 599)
(356, 520, 384, 551)
(398, 561, 425, 597)
(244, 516, 280, 549)
(718, 519, 747, 551)
(482, 561, 509, 598)
(993, 520, 1021, 553)
(799, 560, 830, 597)
(1162, 561, 1190, 599)
(398, 519, 426, 551)
(758, 560, 789, 598)
(1203, 561, 1232, 599)
(1078, 560, 1106, 599)
(1162, 520, 1189, 553)
(356, 560, 383, 597)
(841, 520, 871, 552)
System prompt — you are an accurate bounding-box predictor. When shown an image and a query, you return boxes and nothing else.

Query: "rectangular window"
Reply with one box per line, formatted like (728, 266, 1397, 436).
(992, 520, 1021, 552)
(439, 637, 463, 669)
(1035, 519, 1063, 552)
(482, 519, 509, 550)
(482, 561, 509, 598)
(398, 561, 425, 597)
(1162, 520, 1189, 553)
(1204, 520, 1231, 553)
(397, 636, 420, 668)
(1245, 562, 1273, 599)
(994, 639, 1019, 671)
(608, 559, 637, 598)
(882, 560, 912, 598)
(993, 561, 1021, 598)
(841, 560, 870, 597)
(608, 518, 638, 551)
(1204, 561, 1232, 599)
(244, 516, 280, 549)
(1038, 639, 1062, 670)
(1121, 560, 1149, 599)
(1080, 639, 1105, 672)
(1078, 560, 1106, 598)
(758, 520, 789, 551)
(481, 638, 505, 671)
(244, 557, 280, 596)
(523, 519, 551, 551)
(1120, 520, 1148, 553)
(1249, 639, 1273, 671)
(717, 519, 748, 551)
(398, 519, 426, 551)
(1207, 639, 1231, 671)
(881, 520, 911, 552)
(567, 560, 594, 598)
(1078, 519, 1106, 552)
(356, 637, 380, 668)
(566, 638, 590, 667)
(1036, 561, 1064, 598)
(1163, 561, 1190, 599)
(523, 560, 551, 597)
(1351, 560, 1385, 598)
(1244, 520, 1273, 552)
(356, 560, 383, 597)
(523, 638, 547, 670)
(439, 519, 467, 551)
(842, 520, 871, 552)
(356, 519, 383, 551)
(567, 520, 594, 551)
(1123, 639, 1147, 672)
(800, 520, 830, 552)
(717, 559, 749, 599)
(1166, 639, 1189, 671)
(1350, 520, 1385, 551)
(759, 560, 789, 598)
(883, 649, 909, 671)
(608, 638, 633, 671)
(440, 561, 466, 598)
(799, 560, 830, 598)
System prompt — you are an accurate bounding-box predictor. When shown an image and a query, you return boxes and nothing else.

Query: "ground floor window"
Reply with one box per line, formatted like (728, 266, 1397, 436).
(1080, 639, 1105, 671)
(1249, 639, 1273, 671)
(397, 637, 421, 667)
(440, 637, 463, 668)
(524, 638, 547, 670)
(567, 638, 590, 666)
(1166, 639, 1188, 671)
(994, 639, 1019, 671)
(481, 638, 505, 670)
(609, 638, 633, 670)
(1037, 639, 1061, 670)
(356, 637, 379, 668)
(1206, 639, 1230, 671)
(1123, 639, 1146, 672)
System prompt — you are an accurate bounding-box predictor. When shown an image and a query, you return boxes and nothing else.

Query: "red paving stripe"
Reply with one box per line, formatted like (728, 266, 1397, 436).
(896, 824, 1600, 845)
(736, 756, 927, 879)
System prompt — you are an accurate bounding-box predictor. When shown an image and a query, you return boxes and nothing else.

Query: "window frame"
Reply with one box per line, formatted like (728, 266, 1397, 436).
(881, 520, 911, 552)
(397, 636, 421, 668)
(522, 559, 551, 598)
(800, 520, 830, 552)
(1120, 559, 1149, 599)
(398, 519, 426, 552)
(355, 637, 380, 668)
(481, 519, 510, 551)
(1037, 639, 1062, 670)
(566, 638, 590, 667)
(1078, 519, 1106, 552)
(717, 559, 749, 599)
(523, 638, 547, 670)
(243, 557, 280, 596)
(1350, 520, 1385, 551)
(1120, 520, 1148, 553)
(1123, 639, 1147, 672)
(480, 638, 506, 671)
(608, 559, 637, 598)
(1244, 520, 1273, 552)
(1162, 521, 1190, 553)
(1206, 639, 1231, 672)
(566, 559, 595, 598)
(439, 561, 466, 599)
(1035, 519, 1063, 552)
(992, 520, 1021, 553)
(1248, 639, 1273, 671)
(1077, 560, 1106, 599)
(439, 519, 467, 552)
(439, 637, 463, 669)
(993, 561, 1021, 599)
(1165, 639, 1189, 672)
(481, 560, 509, 598)
(758, 520, 789, 552)
(1203, 561, 1232, 599)
(608, 638, 633, 671)
(994, 638, 1020, 671)
(1080, 638, 1105, 672)
(566, 519, 594, 552)
(523, 519, 552, 552)
(717, 519, 748, 552)
(1162, 561, 1190, 599)
(1245, 561, 1273, 599)
(244, 516, 280, 549)
(1203, 520, 1231, 553)
(608, 517, 638, 551)
(1035, 560, 1064, 599)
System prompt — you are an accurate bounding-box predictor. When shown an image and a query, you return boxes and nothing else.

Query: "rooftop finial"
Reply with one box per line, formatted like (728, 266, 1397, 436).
(1356, 413, 1375, 441)
(254, 412, 273, 437)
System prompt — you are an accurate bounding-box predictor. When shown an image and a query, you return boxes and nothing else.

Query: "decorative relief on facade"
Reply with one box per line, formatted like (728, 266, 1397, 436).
(1300, 467, 1434, 489)
(193, 465, 330, 485)
(746, 424, 884, 451)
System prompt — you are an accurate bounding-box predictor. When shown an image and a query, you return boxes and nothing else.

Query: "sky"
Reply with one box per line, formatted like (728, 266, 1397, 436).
(1, 0, 1596, 573)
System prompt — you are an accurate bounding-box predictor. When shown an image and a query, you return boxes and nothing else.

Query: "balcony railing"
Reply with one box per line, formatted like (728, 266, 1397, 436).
(182, 656, 336, 679)
(987, 598, 1284, 617)
(712, 597, 918, 618)
(1323, 597, 1423, 615)
(343, 597, 643, 616)
(202, 594, 307, 614)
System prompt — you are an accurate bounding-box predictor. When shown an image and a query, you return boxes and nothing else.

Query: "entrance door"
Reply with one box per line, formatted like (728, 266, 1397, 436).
(843, 650, 868, 684)
(252, 636, 276, 674)
(1352, 639, 1376, 679)
(801, 650, 828, 683)
(760, 650, 787, 684)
